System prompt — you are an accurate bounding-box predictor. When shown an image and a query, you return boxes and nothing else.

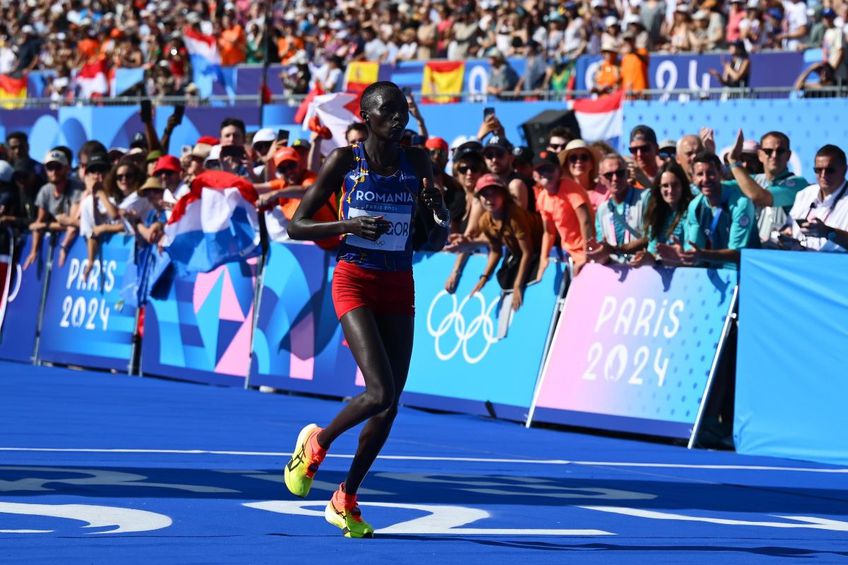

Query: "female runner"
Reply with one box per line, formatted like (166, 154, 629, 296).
(284, 81, 450, 538)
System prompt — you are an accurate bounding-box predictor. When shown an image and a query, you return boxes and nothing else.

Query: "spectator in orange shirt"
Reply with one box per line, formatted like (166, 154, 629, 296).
(257, 147, 338, 249)
(620, 32, 649, 96)
(592, 37, 621, 95)
(76, 26, 102, 66)
(218, 13, 247, 67)
(532, 150, 595, 278)
(277, 22, 305, 64)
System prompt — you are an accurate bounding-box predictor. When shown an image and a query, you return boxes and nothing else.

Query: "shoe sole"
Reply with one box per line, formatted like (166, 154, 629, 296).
(324, 500, 374, 538)
(284, 423, 318, 498)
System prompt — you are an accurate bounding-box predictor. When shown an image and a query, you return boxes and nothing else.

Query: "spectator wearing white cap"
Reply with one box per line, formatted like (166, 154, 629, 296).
(250, 127, 278, 179)
(23, 149, 84, 270)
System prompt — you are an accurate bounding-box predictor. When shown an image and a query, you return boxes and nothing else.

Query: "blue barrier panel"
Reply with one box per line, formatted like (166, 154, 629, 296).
(141, 259, 257, 386)
(0, 234, 47, 363)
(529, 264, 736, 439)
(249, 243, 359, 396)
(736, 250, 848, 466)
(404, 252, 564, 420)
(623, 97, 848, 176)
(38, 235, 136, 371)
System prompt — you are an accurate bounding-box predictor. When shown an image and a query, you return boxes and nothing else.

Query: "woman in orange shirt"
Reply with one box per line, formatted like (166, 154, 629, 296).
(218, 13, 246, 66)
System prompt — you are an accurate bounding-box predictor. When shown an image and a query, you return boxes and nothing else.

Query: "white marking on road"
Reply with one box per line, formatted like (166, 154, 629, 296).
(0, 447, 845, 473)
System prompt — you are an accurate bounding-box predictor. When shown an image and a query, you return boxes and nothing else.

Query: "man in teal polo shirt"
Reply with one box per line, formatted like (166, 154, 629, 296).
(726, 129, 809, 242)
(659, 152, 757, 267)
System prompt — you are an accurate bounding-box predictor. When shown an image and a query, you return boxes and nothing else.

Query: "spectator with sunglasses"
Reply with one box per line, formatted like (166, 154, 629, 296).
(588, 154, 647, 264)
(481, 136, 533, 212)
(630, 162, 694, 267)
(560, 140, 604, 210)
(626, 125, 661, 189)
(658, 139, 677, 165)
(546, 126, 577, 155)
(23, 149, 84, 270)
(658, 152, 757, 268)
(783, 144, 848, 252)
(727, 129, 809, 243)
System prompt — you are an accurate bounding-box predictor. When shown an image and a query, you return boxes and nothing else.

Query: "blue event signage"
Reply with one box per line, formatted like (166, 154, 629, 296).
(736, 250, 848, 466)
(141, 259, 257, 386)
(249, 242, 360, 396)
(38, 235, 137, 371)
(529, 264, 736, 439)
(404, 251, 564, 420)
(0, 234, 48, 363)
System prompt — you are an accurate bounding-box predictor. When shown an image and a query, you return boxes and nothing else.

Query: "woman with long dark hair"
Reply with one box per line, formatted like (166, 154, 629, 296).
(630, 161, 693, 267)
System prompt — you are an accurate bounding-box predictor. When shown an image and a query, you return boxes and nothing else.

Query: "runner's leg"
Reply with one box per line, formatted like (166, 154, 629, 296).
(316, 307, 397, 449)
(342, 313, 414, 494)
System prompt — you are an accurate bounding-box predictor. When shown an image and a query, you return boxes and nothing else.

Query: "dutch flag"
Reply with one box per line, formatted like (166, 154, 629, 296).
(183, 26, 224, 99)
(569, 89, 625, 145)
(163, 170, 261, 275)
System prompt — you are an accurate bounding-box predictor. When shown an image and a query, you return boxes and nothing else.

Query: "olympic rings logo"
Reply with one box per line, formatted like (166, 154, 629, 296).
(426, 290, 500, 364)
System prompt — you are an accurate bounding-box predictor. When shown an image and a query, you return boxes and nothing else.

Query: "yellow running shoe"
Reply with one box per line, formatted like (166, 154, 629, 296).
(325, 483, 375, 538)
(284, 423, 326, 498)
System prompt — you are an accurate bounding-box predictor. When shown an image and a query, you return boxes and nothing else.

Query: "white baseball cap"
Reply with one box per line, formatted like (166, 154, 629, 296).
(44, 149, 69, 167)
(252, 128, 276, 144)
(204, 144, 222, 165)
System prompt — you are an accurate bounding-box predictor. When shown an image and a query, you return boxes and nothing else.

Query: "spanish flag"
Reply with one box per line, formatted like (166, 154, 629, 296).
(0, 74, 26, 109)
(344, 61, 380, 95)
(421, 61, 464, 104)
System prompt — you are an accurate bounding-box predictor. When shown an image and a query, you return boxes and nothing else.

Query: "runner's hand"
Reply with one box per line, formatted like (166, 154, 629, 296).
(347, 215, 391, 241)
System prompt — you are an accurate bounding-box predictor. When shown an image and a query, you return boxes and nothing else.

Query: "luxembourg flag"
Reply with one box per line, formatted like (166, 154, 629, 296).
(302, 92, 362, 156)
(163, 170, 260, 275)
(183, 26, 224, 99)
(76, 60, 109, 100)
(569, 89, 624, 144)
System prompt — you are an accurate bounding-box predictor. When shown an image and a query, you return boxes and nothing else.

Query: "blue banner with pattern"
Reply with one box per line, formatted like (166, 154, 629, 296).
(0, 234, 47, 363)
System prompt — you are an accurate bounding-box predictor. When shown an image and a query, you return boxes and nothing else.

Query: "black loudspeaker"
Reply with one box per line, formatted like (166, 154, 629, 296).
(521, 110, 582, 156)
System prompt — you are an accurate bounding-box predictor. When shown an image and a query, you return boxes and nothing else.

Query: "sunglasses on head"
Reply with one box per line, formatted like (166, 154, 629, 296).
(457, 164, 482, 174)
(814, 166, 836, 176)
(568, 153, 590, 164)
(761, 147, 787, 157)
(601, 168, 627, 181)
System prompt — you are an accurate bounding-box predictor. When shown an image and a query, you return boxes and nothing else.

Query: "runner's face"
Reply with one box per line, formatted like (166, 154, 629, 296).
(362, 89, 409, 142)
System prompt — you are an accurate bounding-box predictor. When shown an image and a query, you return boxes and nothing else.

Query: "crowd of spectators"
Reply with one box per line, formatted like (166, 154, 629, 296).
(2, 0, 847, 100)
(0, 93, 847, 448)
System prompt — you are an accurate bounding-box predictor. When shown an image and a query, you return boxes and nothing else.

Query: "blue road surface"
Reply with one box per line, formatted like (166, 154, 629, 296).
(1, 361, 847, 564)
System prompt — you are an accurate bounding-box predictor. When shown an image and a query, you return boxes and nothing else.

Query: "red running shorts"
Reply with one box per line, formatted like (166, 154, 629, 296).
(331, 260, 415, 319)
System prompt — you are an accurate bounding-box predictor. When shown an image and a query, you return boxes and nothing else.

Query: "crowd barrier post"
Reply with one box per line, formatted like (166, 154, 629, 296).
(687, 285, 738, 449)
(31, 237, 55, 366)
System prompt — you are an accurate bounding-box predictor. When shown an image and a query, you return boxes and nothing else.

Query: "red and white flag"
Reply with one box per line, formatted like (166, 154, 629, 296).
(163, 171, 260, 275)
(302, 92, 362, 155)
(569, 89, 624, 143)
(76, 60, 109, 100)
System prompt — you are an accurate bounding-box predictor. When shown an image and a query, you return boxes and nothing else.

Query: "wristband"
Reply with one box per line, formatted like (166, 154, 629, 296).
(479, 273, 490, 280)
(730, 161, 744, 169)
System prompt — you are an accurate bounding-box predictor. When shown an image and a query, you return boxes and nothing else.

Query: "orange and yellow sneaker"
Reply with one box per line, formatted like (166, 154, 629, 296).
(284, 423, 326, 498)
(324, 483, 375, 538)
